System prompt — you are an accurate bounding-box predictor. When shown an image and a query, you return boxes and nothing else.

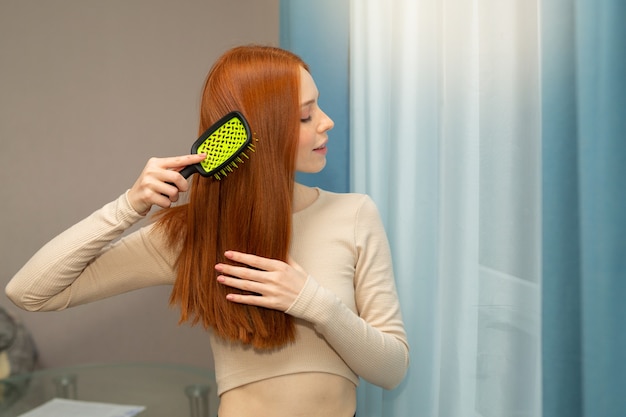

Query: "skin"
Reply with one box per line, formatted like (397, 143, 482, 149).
(295, 66, 335, 174)
(127, 153, 206, 216)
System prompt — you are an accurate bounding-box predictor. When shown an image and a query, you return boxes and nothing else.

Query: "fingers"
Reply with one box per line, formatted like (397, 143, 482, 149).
(216, 273, 283, 310)
(127, 153, 206, 215)
(223, 250, 281, 272)
(215, 264, 276, 309)
(157, 153, 207, 191)
(217, 275, 262, 295)
(215, 251, 307, 312)
(214, 254, 272, 283)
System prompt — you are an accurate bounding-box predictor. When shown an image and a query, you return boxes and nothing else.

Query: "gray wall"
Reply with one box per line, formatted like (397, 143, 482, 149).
(0, 0, 279, 369)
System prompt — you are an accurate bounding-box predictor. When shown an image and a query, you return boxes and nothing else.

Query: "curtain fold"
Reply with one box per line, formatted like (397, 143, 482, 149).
(351, 1, 440, 415)
(541, 1, 626, 416)
(351, 1, 541, 416)
(284, 0, 624, 415)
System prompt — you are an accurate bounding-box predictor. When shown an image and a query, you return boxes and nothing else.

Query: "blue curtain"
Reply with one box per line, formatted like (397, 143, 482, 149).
(282, 0, 626, 415)
(541, 1, 626, 416)
(279, 0, 350, 193)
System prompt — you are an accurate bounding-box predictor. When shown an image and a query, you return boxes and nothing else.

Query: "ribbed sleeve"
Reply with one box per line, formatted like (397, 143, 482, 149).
(286, 193, 409, 389)
(286, 275, 408, 389)
(5, 192, 175, 311)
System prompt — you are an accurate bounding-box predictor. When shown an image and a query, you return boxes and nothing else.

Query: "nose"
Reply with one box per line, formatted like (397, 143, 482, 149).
(318, 110, 334, 132)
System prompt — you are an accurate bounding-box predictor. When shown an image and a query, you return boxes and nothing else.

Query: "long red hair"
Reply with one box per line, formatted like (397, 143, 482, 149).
(155, 46, 308, 349)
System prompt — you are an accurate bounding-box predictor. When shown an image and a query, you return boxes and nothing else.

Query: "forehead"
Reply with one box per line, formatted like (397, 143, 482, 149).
(299, 66, 318, 103)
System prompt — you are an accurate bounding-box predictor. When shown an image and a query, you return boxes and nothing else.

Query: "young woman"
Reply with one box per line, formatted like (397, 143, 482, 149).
(6, 45, 409, 417)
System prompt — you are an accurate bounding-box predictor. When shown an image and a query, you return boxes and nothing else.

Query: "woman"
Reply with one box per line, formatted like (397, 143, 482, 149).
(6, 45, 408, 417)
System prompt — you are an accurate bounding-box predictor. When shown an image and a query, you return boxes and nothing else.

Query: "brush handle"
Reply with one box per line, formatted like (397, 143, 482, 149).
(163, 164, 197, 195)
(179, 164, 197, 179)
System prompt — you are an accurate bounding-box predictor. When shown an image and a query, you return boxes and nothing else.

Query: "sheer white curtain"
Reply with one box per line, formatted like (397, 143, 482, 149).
(350, 1, 541, 416)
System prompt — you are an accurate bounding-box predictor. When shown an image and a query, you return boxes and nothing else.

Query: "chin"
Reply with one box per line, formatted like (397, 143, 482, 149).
(297, 160, 327, 174)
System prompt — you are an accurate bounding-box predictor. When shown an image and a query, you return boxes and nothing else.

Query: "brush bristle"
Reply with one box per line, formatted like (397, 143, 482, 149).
(212, 143, 256, 180)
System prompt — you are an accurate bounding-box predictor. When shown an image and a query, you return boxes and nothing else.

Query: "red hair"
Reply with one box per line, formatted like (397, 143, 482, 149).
(155, 46, 308, 349)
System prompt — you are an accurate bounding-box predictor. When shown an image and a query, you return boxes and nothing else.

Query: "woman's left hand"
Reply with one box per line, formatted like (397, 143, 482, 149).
(215, 251, 308, 312)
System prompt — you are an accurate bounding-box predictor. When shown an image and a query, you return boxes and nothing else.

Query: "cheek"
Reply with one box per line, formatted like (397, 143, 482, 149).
(298, 125, 316, 146)
(295, 131, 312, 170)
(296, 139, 309, 164)
(297, 131, 309, 153)
(298, 125, 307, 141)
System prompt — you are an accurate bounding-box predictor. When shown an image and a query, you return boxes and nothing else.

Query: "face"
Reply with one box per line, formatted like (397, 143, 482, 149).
(296, 67, 335, 173)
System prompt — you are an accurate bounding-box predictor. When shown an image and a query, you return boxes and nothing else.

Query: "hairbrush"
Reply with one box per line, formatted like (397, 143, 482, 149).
(178, 111, 254, 180)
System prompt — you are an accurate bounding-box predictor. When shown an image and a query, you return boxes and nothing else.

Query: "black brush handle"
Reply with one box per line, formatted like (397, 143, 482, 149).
(163, 164, 198, 196)
(179, 164, 197, 179)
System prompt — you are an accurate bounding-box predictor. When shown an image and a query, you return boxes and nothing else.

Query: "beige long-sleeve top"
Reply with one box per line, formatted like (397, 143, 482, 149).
(6, 188, 409, 395)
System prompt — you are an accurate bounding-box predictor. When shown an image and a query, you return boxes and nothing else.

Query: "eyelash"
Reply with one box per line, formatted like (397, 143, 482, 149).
(300, 116, 312, 123)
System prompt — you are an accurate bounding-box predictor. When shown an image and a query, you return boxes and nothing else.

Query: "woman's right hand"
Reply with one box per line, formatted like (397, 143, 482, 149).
(127, 154, 206, 215)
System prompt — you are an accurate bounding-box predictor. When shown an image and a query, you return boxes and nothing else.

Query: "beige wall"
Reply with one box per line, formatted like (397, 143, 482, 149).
(0, 0, 279, 369)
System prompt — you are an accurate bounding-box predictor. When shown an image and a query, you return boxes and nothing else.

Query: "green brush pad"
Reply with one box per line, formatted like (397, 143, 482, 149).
(192, 112, 251, 178)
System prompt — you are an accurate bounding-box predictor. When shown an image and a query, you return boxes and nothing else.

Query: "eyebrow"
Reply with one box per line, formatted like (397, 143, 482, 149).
(300, 99, 315, 108)
(300, 93, 320, 108)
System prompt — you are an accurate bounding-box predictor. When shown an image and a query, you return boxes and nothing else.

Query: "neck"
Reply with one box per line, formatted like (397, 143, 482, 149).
(293, 183, 319, 213)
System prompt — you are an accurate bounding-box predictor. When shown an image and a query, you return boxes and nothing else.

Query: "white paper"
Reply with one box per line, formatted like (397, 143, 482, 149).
(16, 398, 145, 417)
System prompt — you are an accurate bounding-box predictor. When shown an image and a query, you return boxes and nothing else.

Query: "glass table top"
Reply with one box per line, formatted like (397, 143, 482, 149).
(0, 362, 218, 417)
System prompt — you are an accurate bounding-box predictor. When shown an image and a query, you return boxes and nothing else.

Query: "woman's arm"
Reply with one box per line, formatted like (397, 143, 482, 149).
(5, 192, 173, 311)
(5, 153, 206, 311)
(286, 275, 409, 390)
(215, 197, 409, 390)
(285, 197, 409, 390)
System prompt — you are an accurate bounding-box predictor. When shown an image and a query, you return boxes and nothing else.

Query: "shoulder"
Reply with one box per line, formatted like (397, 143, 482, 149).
(316, 188, 374, 210)
(294, 188, 385, 234)
(315, 189, 381, 221)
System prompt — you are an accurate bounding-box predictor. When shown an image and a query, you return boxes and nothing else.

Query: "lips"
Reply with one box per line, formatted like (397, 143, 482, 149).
(313, 141, 327, 151)
(313, 144, 328, 156)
